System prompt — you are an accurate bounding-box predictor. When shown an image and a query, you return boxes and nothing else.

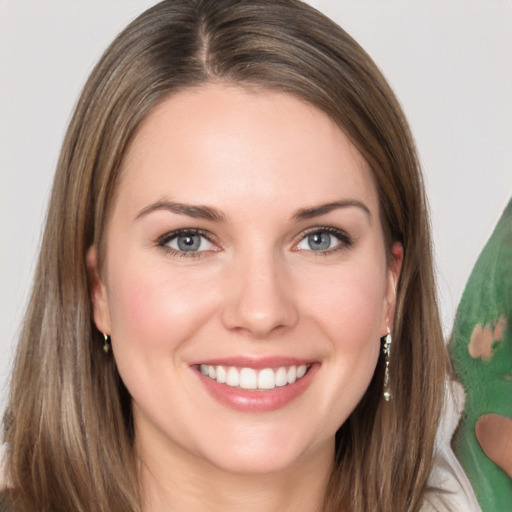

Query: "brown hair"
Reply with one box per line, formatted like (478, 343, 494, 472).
(2, 1, 448, 511)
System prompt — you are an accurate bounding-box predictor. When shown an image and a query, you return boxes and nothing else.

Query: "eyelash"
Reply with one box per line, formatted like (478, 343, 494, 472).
(156, 226, 353, 258)
(293, 226, 352, 255)
(157, 228, 217, 259)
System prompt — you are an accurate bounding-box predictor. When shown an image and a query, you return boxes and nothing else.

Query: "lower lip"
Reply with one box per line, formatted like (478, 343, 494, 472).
(194, 364, 319, 412)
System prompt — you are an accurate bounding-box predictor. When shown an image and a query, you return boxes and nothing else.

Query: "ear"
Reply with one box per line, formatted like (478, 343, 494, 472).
(381, 242, 403, 336)
(86, 245, 112, 334)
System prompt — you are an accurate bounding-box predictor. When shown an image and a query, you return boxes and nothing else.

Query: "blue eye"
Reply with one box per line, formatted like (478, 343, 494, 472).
(305, 232, 332, 251)
(296, 228, 350, 252)
(160, 230, 215, 254)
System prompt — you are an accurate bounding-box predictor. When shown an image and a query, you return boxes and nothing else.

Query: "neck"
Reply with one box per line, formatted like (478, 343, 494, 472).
(139, 438, 333, 512)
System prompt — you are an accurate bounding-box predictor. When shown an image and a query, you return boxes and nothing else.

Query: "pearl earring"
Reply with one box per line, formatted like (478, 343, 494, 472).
(382, 327, 392, 402)
(102, 333, 111, 354)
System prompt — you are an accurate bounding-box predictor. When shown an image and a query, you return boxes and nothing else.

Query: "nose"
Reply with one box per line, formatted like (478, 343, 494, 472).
(220, 253, 299, 338)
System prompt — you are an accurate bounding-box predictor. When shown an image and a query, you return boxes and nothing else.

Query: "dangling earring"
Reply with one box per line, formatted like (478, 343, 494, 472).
(102, 333, 111, 354)
(382, 327, 392, 402)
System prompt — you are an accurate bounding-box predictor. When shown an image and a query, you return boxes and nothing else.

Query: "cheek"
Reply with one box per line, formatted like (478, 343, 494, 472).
(105, 257, 219, 350)
(287, 262, 386, 435)
(299, 261, 387, 342)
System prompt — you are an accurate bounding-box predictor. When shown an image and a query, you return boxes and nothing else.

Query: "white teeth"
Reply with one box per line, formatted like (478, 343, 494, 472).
(226, 367, 240, 387)
(275, 367, 288, 387)
(240, 368, 257, 390)
(257, 368, 275, 390)
(216, 365, 226, 384)
(200, 364, 310, 390)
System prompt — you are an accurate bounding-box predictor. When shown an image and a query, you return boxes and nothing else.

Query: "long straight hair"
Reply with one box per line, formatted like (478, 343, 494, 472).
(2, 1, 448, 511)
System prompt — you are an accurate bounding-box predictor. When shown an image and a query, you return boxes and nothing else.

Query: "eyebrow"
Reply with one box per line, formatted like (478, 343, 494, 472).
(135, 200, 226, 222)
(135, 198, 371, 223)
(293, 200, 372, 221)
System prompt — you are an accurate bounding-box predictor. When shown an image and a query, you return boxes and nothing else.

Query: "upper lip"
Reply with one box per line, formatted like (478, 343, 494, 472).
(190, 356, 316, 370)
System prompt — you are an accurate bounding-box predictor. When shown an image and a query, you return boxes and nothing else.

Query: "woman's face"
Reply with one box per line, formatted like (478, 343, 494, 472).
(89, 84, 402, 476)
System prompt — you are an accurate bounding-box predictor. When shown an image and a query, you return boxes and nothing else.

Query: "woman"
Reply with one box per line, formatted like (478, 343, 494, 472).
(2, 0, 450, 510)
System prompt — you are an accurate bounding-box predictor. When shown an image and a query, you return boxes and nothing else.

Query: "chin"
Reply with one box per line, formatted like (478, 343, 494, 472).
(206, 449, 307, 476)
(194, 426, 334, 477)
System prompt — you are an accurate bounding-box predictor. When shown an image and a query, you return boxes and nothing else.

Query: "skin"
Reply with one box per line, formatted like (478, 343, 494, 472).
(88, 84, 402, 512)
(476, 414, 512, 478)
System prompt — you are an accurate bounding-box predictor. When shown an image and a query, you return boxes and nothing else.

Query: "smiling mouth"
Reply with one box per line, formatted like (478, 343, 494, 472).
(198, 364, 311, 391)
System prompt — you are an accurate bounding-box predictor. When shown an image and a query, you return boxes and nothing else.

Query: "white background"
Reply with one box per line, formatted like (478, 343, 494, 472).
(1, 0, 511, 409)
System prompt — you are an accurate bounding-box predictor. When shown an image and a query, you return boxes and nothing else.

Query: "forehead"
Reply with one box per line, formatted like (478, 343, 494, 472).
(115, 83, 378, 216)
